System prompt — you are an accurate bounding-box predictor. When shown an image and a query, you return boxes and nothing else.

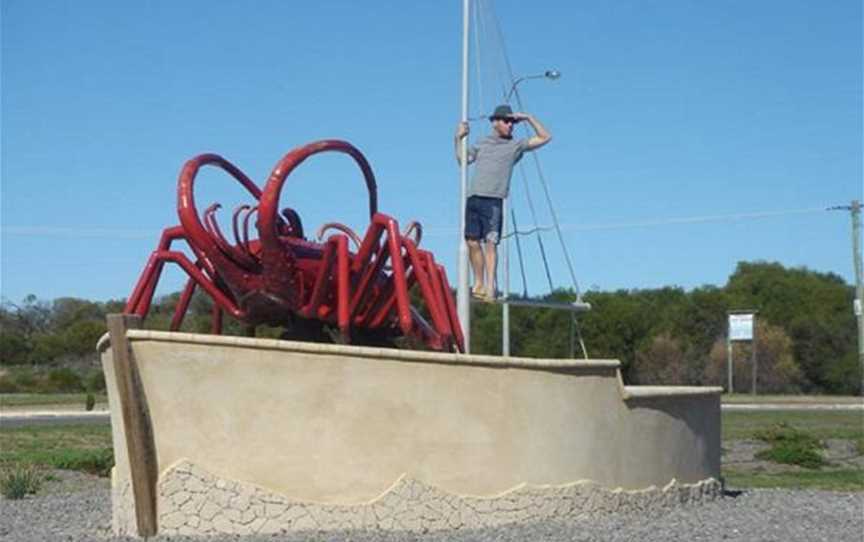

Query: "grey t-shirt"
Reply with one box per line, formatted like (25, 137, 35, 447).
(466, 135, 530, 199)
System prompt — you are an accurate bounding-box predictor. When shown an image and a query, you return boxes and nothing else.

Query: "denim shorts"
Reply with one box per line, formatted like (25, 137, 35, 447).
(464, 195, 503, 244)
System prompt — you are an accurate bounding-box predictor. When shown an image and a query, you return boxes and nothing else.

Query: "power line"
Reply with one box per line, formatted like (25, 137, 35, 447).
(0, 206, 836, 240)
(423, 206, 833, 237)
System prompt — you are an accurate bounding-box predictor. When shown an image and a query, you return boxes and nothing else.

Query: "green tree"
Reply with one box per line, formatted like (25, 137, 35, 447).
(725, 261, 856, 392)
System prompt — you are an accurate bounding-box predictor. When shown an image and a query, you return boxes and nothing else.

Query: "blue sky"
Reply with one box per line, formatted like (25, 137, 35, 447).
(2, 0, 861, 303)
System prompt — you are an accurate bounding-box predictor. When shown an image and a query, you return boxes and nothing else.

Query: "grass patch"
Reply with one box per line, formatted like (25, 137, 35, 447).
(2, 449, 114, 477)
(0, 465, 44, 499)
(723, 410, 864, 441)
(0, 393, 107, 408)
(723, 468, 864, 492)
(0, 424, 113, 477)
(723, 394, 863, 404)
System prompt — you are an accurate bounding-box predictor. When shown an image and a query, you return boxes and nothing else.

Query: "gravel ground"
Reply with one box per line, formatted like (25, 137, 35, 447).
(1, 473, 862, 542)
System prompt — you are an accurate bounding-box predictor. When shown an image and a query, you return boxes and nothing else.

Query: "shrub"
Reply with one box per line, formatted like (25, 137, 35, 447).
(85, 393, 95, 411)
(0, 465, 44, 499)
(754, 423, 827, 469)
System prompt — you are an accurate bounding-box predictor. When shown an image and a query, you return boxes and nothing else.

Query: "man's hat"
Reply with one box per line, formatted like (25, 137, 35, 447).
(489, 104, 516, 121)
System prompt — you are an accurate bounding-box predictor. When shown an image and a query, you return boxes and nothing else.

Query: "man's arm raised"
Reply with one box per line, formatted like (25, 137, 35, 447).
(512, 113, 552, 150)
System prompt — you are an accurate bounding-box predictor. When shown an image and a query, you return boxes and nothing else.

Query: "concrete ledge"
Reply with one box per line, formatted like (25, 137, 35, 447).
(623, 386, 725, 400)
(98, 330, 622, 371)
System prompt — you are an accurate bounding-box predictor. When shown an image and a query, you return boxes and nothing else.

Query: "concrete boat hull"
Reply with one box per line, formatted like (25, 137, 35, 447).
(99, 323, 721, 536)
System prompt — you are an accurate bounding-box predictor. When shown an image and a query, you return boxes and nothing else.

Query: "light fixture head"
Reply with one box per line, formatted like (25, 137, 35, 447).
(545, 69, 561, 80)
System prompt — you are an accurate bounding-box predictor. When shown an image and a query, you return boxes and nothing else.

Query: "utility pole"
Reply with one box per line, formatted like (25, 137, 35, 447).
(829, 200, 863, 396)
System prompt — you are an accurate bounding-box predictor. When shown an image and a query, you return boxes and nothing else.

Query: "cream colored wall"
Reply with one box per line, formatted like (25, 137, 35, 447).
(101, 331, 720, 505)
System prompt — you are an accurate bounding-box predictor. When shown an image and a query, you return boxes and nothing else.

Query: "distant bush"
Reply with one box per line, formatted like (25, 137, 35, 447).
(0, 367, 105, 394)
(0, 376, 20, 393)
(85, 393, 95, 411)
(705, 322, 802, 393)
(631, 333, 688, 385)
(0, 332, 31, 365)
(0, 465, 44, 499)
(85, 370, 106, 393)
(45, 368, 83, 393)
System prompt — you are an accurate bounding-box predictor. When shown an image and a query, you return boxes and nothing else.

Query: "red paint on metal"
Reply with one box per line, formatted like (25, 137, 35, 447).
(124, 140, 463, 352)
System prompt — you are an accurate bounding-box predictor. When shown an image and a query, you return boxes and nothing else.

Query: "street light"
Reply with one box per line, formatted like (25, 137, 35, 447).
(506, 69, 561, 103)
(465, 70, 562, 122)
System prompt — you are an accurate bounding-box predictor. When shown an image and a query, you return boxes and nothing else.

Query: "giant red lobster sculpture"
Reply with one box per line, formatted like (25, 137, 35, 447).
(125, 140, 464, 352)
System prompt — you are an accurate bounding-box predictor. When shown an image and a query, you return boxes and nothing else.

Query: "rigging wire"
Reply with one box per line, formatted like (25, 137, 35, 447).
(477, 0, 556, 294)
(471, 0, 486, 119)
(481, 0, 589, 358)
(510, 209, 530, 297)
(485, 1, 584, 301)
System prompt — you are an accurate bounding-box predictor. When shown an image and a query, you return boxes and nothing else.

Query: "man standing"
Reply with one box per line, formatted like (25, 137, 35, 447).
(455, 104, 552, 301)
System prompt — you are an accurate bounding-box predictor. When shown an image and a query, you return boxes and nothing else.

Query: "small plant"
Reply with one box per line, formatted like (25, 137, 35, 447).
(0, 465, 44, 499)
(85, 393, 95, 411)
(49, 449, 114, 477)
(754, 423, 827, 469)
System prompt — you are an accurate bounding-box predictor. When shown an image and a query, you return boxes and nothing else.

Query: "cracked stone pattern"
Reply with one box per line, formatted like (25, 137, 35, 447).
(146, 460, 721, 536)
(111, 467, 136, 536)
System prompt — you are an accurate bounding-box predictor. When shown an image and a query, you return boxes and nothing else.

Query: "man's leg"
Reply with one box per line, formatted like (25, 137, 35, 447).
(481, 197, 503, 299)
(467, 239, 485, 294)
(464, 197, 487, 295)
(483, 241, 497, 299)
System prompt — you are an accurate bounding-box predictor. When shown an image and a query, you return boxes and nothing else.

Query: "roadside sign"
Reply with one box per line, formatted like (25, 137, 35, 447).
(729, 313, 754, 342)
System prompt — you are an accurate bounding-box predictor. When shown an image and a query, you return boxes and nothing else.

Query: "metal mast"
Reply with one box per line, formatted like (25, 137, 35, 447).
(457, 0, 471, 352)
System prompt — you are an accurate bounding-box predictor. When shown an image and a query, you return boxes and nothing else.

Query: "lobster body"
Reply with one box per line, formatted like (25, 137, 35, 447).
(125, 140, 464, 352)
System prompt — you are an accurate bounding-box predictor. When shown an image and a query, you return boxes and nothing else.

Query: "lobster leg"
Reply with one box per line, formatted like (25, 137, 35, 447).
(211, 304, 223, 334)
(335, 235, 351, 341)
(420, 251, 449, 328)
(129, 250, 246, 323)
(417, 249, 454, 340)
(126, 226, 187, 316)
(379, 217, 412, 336)
(400, 240, 452, 347)
(170, 277, 197, 331)
(349, 242, 390, 321)
(437, 264, 465, 352)
(301, 239, 338, 319)
(368, 268, 416, 329)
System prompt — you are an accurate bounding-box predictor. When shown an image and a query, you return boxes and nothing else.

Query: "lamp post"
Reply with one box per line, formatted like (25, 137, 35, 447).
(500, 69, 560, 357)
(506, 70, 561, 103)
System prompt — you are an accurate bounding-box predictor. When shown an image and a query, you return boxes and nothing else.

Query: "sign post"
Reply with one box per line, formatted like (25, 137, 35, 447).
(727, 310, 758, 395)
